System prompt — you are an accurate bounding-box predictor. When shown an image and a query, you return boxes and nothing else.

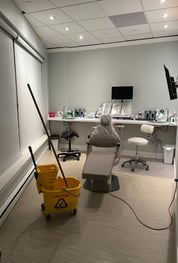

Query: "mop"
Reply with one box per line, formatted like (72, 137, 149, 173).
(27, 83, 68, 187)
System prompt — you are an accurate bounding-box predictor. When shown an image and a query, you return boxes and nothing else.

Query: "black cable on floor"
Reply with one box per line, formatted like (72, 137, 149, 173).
(109, 181, 177, 231)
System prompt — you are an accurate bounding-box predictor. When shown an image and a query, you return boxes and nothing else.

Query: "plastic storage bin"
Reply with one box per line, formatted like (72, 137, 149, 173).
(48, 112, 56, 117)
(163, 144, 175, 164)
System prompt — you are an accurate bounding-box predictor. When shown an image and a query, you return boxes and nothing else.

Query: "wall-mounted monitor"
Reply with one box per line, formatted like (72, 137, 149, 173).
(111, 86, 133, 101)
(164, 65, 177, 100)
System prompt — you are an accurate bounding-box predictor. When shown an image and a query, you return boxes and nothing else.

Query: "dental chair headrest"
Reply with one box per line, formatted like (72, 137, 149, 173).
(100, 114, 111, 126)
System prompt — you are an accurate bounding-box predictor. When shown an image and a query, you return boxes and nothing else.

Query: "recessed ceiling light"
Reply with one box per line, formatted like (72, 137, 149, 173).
(164, 24, 168, 29)
(163, 13, 168, 19)
(65, 27, 69, 31)
(79, 35, 83, 40)
(49, 15, 55, 20)
(160, 0, 166, 3)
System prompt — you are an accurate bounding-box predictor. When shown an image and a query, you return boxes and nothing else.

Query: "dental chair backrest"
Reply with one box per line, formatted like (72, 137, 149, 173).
(88, 114, 120, 147)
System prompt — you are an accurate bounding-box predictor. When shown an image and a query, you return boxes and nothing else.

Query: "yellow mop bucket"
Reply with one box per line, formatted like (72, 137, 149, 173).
(41, 177, 81, 220)
(35, 164, 81, 220)
(36, 164, 58, 193)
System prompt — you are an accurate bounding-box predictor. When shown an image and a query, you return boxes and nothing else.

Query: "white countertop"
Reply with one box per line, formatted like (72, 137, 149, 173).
(48, 117, 177, 126)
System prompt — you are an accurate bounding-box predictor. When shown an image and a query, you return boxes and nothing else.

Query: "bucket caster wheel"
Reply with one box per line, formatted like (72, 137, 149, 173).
(72, 209, 77, 215)
(41, 203, 45, 211)
(131, 168, 135, 172)
(45, 214, 51, 221)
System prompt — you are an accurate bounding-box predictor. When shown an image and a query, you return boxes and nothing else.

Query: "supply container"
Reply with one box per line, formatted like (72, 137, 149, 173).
(163, 144, 175, 164)
(49, 112, 56, 117)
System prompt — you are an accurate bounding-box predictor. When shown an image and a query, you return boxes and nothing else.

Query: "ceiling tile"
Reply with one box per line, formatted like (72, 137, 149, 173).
(50, 22, 84, 34)
(78, 17, 115, 31)
(41, 33, 74, 45)
(34, 26, 57, 37)
(91, 28, 123, 38)
(141, 0, 178, 11)
(14, 0, 178, 49)
(110, 12, 147, 27)
(61, 2, 105, 20)
(99, 35, 125, 43)
(124, 33, 153, 40)
(42, 36, 76, 48)
(152, 29, 178, 37)
(119, 24, 151, 36)
(67, 31, 101, 45)
(150, 20, 178, 32)
(98, 0, 143, 16)
(25, 14, 44, 27)
(30, 8, 72, 25)
(49, 0, 91, 7)
(14, 0, 55, 13)
(145, 7, 178, 23)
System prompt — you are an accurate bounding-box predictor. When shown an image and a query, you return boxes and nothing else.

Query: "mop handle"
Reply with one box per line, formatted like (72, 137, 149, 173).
(28, 146, 38, 172)
(28, 146, 38, 179)
(27, 83, 68, 187)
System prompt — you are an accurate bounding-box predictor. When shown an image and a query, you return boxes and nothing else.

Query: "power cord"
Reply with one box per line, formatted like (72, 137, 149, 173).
(109, 181, 177, 231)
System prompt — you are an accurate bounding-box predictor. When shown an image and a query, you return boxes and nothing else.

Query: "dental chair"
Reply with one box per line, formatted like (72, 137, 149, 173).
(82, 115, 120, 193)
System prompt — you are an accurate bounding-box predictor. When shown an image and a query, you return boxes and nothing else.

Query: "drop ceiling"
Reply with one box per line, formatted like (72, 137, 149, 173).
(14, 0, 178, 50)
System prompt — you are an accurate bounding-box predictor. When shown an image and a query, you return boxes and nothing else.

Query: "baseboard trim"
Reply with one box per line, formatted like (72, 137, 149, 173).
(59, 143, 164, 160)
(121, 149, 163, 160)
(0, 169, 34, 226)
(0, 135, 48, 227)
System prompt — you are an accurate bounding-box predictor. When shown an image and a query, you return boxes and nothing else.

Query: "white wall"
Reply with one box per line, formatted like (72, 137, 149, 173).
(48, 39, 178, 162)
(0, 0, 49, 226)
(0, 0, 46, 57)
(48, 40, 178, 116)
(0, 29, 20, 173)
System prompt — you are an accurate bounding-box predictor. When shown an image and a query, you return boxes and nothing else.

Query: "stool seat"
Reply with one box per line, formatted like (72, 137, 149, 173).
(128, 137, 148, 146)
(61, 130, 79, 139)
(58, 129, 81, 161)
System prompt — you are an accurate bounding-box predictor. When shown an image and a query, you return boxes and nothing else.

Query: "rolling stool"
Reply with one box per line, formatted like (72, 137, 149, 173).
(57, 130, 81, 161)
(121, 124, 154, 172)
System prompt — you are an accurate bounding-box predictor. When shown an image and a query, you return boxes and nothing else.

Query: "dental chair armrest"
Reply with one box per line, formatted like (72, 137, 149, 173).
(86, 142, 92, 155)
(113, 143, 120, 166)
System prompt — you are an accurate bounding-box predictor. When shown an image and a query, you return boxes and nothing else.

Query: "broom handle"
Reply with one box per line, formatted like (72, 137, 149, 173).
(27, 83, 68, 187)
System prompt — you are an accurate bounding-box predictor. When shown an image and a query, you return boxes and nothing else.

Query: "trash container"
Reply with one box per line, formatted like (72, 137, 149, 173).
(163, 144, 175, 164)
(50, 134, 59, 151)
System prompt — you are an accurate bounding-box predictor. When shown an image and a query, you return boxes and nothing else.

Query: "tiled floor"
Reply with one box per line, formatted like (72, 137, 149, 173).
(39, 150, 174, 180)
(114, 157, 174, 179)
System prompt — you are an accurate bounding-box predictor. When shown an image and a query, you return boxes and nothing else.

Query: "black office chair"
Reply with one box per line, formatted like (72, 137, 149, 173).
(57, 129, 81, 161)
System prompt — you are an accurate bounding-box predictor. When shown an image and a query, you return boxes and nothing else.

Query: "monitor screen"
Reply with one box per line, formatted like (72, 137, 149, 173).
(111, 86, 133, 101)
(164, 65, 177, 100)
